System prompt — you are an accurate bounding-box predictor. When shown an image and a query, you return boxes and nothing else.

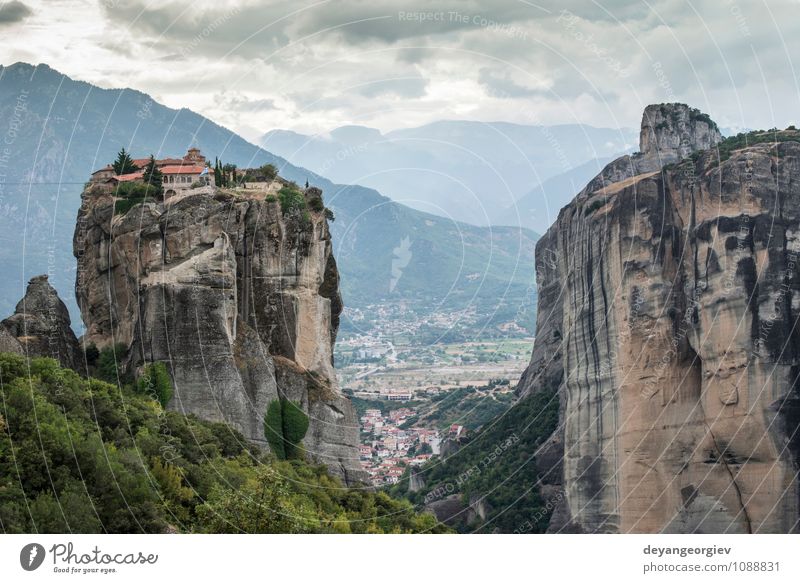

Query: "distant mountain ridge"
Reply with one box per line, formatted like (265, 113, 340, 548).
(262, 121, 637, 227)
(0, 62, 537, 334)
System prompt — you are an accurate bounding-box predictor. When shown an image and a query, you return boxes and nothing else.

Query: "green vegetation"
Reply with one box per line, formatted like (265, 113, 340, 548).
(222, 163, 237, 185)
(243, 163, 279, 183)
(584, 197, 608, 216)
(259, 163, 278, 181)
(712, 128, 800, 162)
(654, 103, 720, 132)
(96, 343, 131, 384)
(688, 108, 718, 131)
(112, 182, 158, 216)
(263, 399, 309, 460)
(392, 388, 559, 533)
(84, 343, 99, 367)
(0, 353, 447, 533)
(421, 384, 514, 431)
(111, 147, 137, 175)
(113, 197, 146, 216)
(278, 185, 307, 214)
(136, 362, 173, 408)
(308, 194, 325, 212)
(141, 155, 163, 196)
(114, 181, 158, 199)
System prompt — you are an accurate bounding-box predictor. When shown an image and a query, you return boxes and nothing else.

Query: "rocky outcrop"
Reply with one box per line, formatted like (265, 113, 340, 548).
(518, 103, 800, 533)
(0, 326, 23, 355)
(639, 103, 721, 166)
(73, 185, 364, 484)
(1, 275, 82, 369)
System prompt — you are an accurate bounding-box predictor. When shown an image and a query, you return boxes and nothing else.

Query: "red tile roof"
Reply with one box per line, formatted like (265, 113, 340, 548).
(114, 172, 144, 182)
(160, 165, 209, 175)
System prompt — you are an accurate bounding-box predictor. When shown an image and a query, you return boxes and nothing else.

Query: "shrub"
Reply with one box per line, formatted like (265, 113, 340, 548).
(308, 195, 324, 213)
(96, 343, 129, 384)
(114, 198, 145, 216)
(260, 163, 278, 181)
(323, 208, 335, 222)
(278, 185, 307, 214)
(136, 362, 173, 408)
(113, 182, 158, 216)
(265, 194, 277, 203)
(281, 400, 310, 459)
(263, 399, 310, 460)
(584, 197, 607, 216)
(689, 109, 718, 131)
(84, 343, 100, 367)
(264, 400, 286, 459)
(0, 355, 448, 533)
(114, 181, 157, 199)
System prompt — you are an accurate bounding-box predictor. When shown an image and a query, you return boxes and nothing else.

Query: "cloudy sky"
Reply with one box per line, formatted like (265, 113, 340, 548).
(2, 0, 799, 139)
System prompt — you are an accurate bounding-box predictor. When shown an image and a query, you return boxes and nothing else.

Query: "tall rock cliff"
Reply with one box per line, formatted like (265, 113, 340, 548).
(73, 184, 364, 484)
(1, 275, 83, 370)
(518, 103, 800, 533)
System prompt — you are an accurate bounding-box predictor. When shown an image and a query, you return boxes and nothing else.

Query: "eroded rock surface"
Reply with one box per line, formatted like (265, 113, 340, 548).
(519, 103, 800, 533)
(73, 186, 364, 484)
(1, 275, 82, 370)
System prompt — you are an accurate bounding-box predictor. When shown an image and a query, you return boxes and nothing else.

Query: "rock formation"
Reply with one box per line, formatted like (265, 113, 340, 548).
(0, 325, 24, 356)
(518, 103, 800, 533)
(73, 184, 364, 484)
(1, 275, 82, 369)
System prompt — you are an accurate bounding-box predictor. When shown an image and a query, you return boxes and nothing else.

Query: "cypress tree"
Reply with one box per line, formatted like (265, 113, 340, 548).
(142, 155, 163, 197)
(112, 148, 137, 175)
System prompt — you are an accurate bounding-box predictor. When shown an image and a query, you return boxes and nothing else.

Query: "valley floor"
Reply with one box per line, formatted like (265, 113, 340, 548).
(335, 333, 532, 488)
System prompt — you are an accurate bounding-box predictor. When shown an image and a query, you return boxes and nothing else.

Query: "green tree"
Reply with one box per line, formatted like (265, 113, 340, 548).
(222, 163, 237, 186)
(263, 399, 310, 460)
(263, 400, 286, 459)
(84, 343, 100, 366)
(281, 400, 309, 459)
(112, 147, 137, 175)
(0, 353, 448, 534)
(259, 163, 278, 181)
(136, 362, 173, 408)
(194, 466, 312, 533)
(96, 343, 129, 384)
(141, 155, 163, 196)
(277, 185, 307, 214)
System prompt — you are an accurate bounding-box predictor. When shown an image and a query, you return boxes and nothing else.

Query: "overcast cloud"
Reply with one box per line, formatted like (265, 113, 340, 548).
(3, 0, 799, 138)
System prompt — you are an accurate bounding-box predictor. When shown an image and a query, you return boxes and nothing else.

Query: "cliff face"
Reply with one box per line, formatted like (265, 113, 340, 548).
(73, 185, 364, 484)
(519, 103, 800, 533)
(1, 275, 82, 370)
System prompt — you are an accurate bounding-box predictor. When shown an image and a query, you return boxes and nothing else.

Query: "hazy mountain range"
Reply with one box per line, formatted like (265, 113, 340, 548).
(0, 62, 537, 333)
(261, 122, 637, 229)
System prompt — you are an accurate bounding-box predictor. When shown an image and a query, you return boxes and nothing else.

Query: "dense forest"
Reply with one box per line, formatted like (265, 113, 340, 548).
(0, 353, 448, 533)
